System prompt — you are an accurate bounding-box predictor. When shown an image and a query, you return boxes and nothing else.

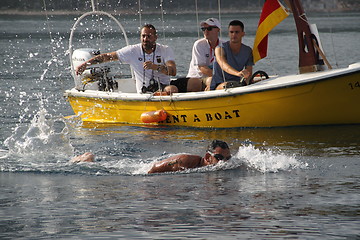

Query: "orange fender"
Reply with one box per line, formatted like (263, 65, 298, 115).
(140, 109, 167, 123)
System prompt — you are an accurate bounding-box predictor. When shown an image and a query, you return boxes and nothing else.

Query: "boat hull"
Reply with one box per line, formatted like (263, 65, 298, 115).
(64, 64, 360, 128)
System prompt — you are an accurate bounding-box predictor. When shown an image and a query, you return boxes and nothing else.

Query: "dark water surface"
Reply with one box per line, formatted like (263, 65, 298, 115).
(1, 10, 360, 239)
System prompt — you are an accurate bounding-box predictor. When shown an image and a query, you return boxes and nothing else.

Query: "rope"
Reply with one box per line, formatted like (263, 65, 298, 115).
(195, 0, 200, 39)
(41, 0, 63, 89)
(158, 0, 166, 102)
(91, 0, 96, 11)
(326, 11, 338, 68)
(42, 0, 55, 60)
(93, 0, 104, 52)
(160, 0, 166, 42)
(216, 0, 227, 88)
(217, 0, 222, 40)
(138, 0, 142, 28)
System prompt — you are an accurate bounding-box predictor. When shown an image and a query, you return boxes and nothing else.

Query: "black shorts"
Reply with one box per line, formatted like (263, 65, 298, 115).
(143, 82, 167, 93)
(170, 78, 189, 93)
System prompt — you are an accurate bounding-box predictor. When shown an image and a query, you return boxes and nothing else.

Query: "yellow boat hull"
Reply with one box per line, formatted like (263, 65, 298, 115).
(65, 64, 360, 128)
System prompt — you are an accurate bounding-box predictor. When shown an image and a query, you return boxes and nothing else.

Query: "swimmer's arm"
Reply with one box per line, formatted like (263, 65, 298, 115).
(148, 154, 201, 174)
(148, 156, 184, 173)
(69, 152, 95, 163)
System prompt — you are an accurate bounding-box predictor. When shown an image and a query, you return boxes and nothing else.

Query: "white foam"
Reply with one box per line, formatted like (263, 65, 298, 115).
(235, 144, 307, 173)
(4, 107, 74, 161)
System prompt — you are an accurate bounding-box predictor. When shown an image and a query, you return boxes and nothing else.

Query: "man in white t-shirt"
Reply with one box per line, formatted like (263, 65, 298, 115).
(173, 18, 223, 92)
(76, 24, 178, 94)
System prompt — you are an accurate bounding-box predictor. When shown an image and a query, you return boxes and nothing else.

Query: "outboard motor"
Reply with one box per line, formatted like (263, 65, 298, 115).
(72, 48, 117, 91)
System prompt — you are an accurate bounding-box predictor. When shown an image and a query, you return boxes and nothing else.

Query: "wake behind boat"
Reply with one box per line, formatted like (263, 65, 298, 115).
(63, 0, 360, 128)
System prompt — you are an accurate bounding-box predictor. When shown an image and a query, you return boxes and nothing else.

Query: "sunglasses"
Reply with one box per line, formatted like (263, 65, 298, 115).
(201, 26, 217, 31)
(208, 151, 231, 161)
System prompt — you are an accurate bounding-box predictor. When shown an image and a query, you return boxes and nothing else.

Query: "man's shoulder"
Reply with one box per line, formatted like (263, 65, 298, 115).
(118, 43, 141, 53)
(175, 154, 202, 168)
(219, 40, 229, 46)
(156, 43, 172, 49)
(193, 38, 208, 47)
(156, 43, 175, 53)
(241, 43, 252, 51)
(156, 43, 175, 59)
(195, 38, 208, 43)
(178, 154, 202, 161)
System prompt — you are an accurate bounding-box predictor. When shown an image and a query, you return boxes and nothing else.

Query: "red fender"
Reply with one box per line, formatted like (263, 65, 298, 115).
(140, 109, 167, 123)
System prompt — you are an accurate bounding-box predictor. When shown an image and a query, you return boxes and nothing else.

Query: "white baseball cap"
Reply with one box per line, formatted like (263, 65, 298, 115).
(200, 18, 221, 29)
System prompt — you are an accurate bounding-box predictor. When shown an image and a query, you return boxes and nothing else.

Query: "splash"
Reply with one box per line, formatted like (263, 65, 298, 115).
(4, 107, 74, 162)
(235, 144, 307, 173)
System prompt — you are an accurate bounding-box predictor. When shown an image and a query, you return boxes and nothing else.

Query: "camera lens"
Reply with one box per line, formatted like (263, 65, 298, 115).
(149, 78, 155, 85)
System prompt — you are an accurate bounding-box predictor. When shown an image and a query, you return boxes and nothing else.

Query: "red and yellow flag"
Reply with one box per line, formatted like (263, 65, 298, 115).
(253, 0, 289, 63)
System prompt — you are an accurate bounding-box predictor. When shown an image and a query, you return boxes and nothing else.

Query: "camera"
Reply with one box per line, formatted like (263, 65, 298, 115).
(141, 78, 159, 93)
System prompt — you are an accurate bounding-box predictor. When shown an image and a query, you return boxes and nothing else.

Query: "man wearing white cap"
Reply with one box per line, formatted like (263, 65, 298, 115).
(170, 18, 222, 92)
(187, 17, 223, 91)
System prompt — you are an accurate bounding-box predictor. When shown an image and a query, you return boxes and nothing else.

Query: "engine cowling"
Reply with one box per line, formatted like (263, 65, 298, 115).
(72, 48, 117, 91)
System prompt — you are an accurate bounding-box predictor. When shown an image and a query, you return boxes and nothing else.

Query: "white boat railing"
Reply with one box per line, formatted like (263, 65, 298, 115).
(68, 10, 134, 81)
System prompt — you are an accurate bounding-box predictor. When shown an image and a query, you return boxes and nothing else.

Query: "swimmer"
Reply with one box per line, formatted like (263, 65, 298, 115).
(70, 140, 231, 174)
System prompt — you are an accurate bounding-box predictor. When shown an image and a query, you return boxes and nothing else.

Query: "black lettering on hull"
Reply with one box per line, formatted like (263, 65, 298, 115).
(161, 109, 241, 124)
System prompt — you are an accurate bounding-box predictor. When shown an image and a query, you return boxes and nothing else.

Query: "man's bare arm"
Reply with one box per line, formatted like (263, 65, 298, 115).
(75, 52, 119, 75)
(198, 65, 213, 77)
(148, 155, 201, 174)
(215, 47, 250, 78)
(164, 60, 177, 76)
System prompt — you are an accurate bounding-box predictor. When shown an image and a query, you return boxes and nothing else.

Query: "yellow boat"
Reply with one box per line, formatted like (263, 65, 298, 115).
(64, 0, 360, 128)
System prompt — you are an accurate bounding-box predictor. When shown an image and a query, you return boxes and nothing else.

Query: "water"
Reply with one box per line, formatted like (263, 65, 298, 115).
(1, 9, 360, 239)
